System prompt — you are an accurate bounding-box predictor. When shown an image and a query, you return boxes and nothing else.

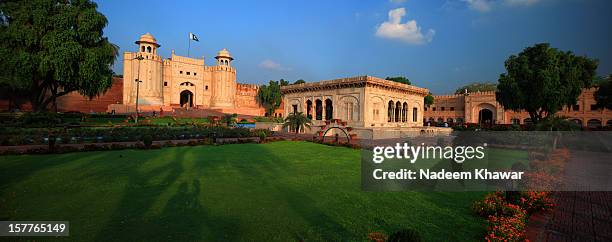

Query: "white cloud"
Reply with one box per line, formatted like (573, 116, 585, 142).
(259, 59, 290, 71)
(462, 0, 492, 12)
(389, 0, 407, 4)
(504, 0, 540, 6)
(375, 8, 435, 44)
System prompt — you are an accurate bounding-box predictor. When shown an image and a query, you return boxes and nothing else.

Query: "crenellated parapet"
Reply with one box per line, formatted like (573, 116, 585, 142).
(281, 75, 429, 96)
(169, 53, 205, 66)
(433, 94, 464, 99)
(236, 83, 259, 95)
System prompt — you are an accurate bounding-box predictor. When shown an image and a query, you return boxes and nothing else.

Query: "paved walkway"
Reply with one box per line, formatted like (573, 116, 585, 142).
(527, 149, 612, 241)
(527, 192, 612, 241)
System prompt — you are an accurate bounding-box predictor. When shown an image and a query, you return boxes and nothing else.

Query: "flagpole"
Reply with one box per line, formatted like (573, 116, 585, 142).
(188, 36, 191, 57)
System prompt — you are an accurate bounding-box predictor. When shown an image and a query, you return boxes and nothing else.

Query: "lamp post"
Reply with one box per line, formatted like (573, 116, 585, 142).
(134, 54, 144, 123)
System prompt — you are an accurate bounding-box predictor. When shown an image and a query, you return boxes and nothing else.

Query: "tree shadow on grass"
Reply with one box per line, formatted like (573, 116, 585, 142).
(153, 179, 241, 241)
(274, 185, 351, 241)
(92, 147, 241, 241)
(190, 143, 353, 240)
(0, 152, 107, 189)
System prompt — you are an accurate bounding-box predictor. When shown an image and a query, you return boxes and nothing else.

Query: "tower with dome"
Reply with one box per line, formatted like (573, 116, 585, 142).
(116, 33, 264, 115)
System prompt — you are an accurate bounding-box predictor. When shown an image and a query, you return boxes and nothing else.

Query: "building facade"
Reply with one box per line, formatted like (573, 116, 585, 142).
(112, 33, 265, 116)
(425, 89, 612, 128)
(280, 76, 445, 138)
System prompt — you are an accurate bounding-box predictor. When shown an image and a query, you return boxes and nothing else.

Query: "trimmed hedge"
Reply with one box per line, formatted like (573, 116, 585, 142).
(0, 126, 272, 146)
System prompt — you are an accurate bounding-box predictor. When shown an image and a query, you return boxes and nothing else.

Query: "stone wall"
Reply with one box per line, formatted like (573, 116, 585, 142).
(56, 77, 124, 113)
(426, 88, 612, 127)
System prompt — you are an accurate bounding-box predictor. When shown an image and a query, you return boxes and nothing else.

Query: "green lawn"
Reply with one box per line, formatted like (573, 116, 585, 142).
(0, 141, 490, 241)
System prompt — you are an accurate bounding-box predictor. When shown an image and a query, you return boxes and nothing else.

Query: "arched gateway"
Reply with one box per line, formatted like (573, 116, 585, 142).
(180, 90, 194, 108)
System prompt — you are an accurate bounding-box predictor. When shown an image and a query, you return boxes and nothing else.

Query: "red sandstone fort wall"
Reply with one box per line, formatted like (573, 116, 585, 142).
(426, 89, 611, 126)
(55, 77, 124, 113)
(0, 77, 123, 113)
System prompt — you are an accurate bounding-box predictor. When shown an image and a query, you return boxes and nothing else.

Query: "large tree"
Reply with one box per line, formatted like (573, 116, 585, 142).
(0, 0, 118, 111)
(594, 75, 612, 110)
(257, 80, 282, 116)
(385, 76, 411, 85)
(424, 93, 434, 107)
(496, 43, 598, 124)
(454, 82, 497, 94)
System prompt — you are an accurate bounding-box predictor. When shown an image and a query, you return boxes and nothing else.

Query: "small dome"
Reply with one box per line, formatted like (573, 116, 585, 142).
(215, 48, 233, 60)
(135, 32, 160, 47)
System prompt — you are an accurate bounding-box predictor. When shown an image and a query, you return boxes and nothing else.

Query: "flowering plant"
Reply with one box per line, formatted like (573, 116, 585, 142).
(473, 191, 506, 217)
(367, 232, 387, 242)
(485, 207, 527, 242)
(517, 191, 554, 214)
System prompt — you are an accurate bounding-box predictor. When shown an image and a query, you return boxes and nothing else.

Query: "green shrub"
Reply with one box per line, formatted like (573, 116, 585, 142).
(142, 135, 153, 148)
(258, 131, 267, 143)
(18, 112, 62, 127)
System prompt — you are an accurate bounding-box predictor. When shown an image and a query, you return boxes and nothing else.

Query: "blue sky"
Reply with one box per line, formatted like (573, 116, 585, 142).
(96, 0, 612, 94)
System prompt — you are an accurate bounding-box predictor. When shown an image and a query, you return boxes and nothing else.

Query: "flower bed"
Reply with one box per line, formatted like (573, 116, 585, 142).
(472, 148, 569, 241)
(473, 192, 547, 241)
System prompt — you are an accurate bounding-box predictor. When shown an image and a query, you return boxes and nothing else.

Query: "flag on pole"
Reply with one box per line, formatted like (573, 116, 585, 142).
(189, 32, 199, 42)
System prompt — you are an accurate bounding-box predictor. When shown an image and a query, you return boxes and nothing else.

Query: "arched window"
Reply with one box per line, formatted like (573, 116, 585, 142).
(447, 118, 454, 124)
(344, 102, 354, 121)
(402, 102, 408, 122)
(315, 99, 323, 120)
(437, 118, 444, 124)
(587, 119, 602, 129)
(412, 108, 418, 122)
(306, 100, 313, 119)
(141, 46, 145, 52)
(325, 99, 333, 120)
(395, 101, 401, 122)
(147, 46, 151, 53)
(388, 101, 394, 122)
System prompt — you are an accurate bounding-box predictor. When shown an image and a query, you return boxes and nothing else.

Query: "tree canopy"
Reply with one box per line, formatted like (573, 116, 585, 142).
(257, 80, 283, 116)
(424, 94, 434, 107)
(279, 79, 289, 86)
(454, 82, 497, 94)
(594, 75, 612, 110)
(496, 43, 598, 124)
(293, 79, 305, 85)
(385, 76, 411, 85)
(0, 0, 119, 111)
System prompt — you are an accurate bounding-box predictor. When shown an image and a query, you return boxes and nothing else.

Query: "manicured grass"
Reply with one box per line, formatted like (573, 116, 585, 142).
(1, 142, 491, 241)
